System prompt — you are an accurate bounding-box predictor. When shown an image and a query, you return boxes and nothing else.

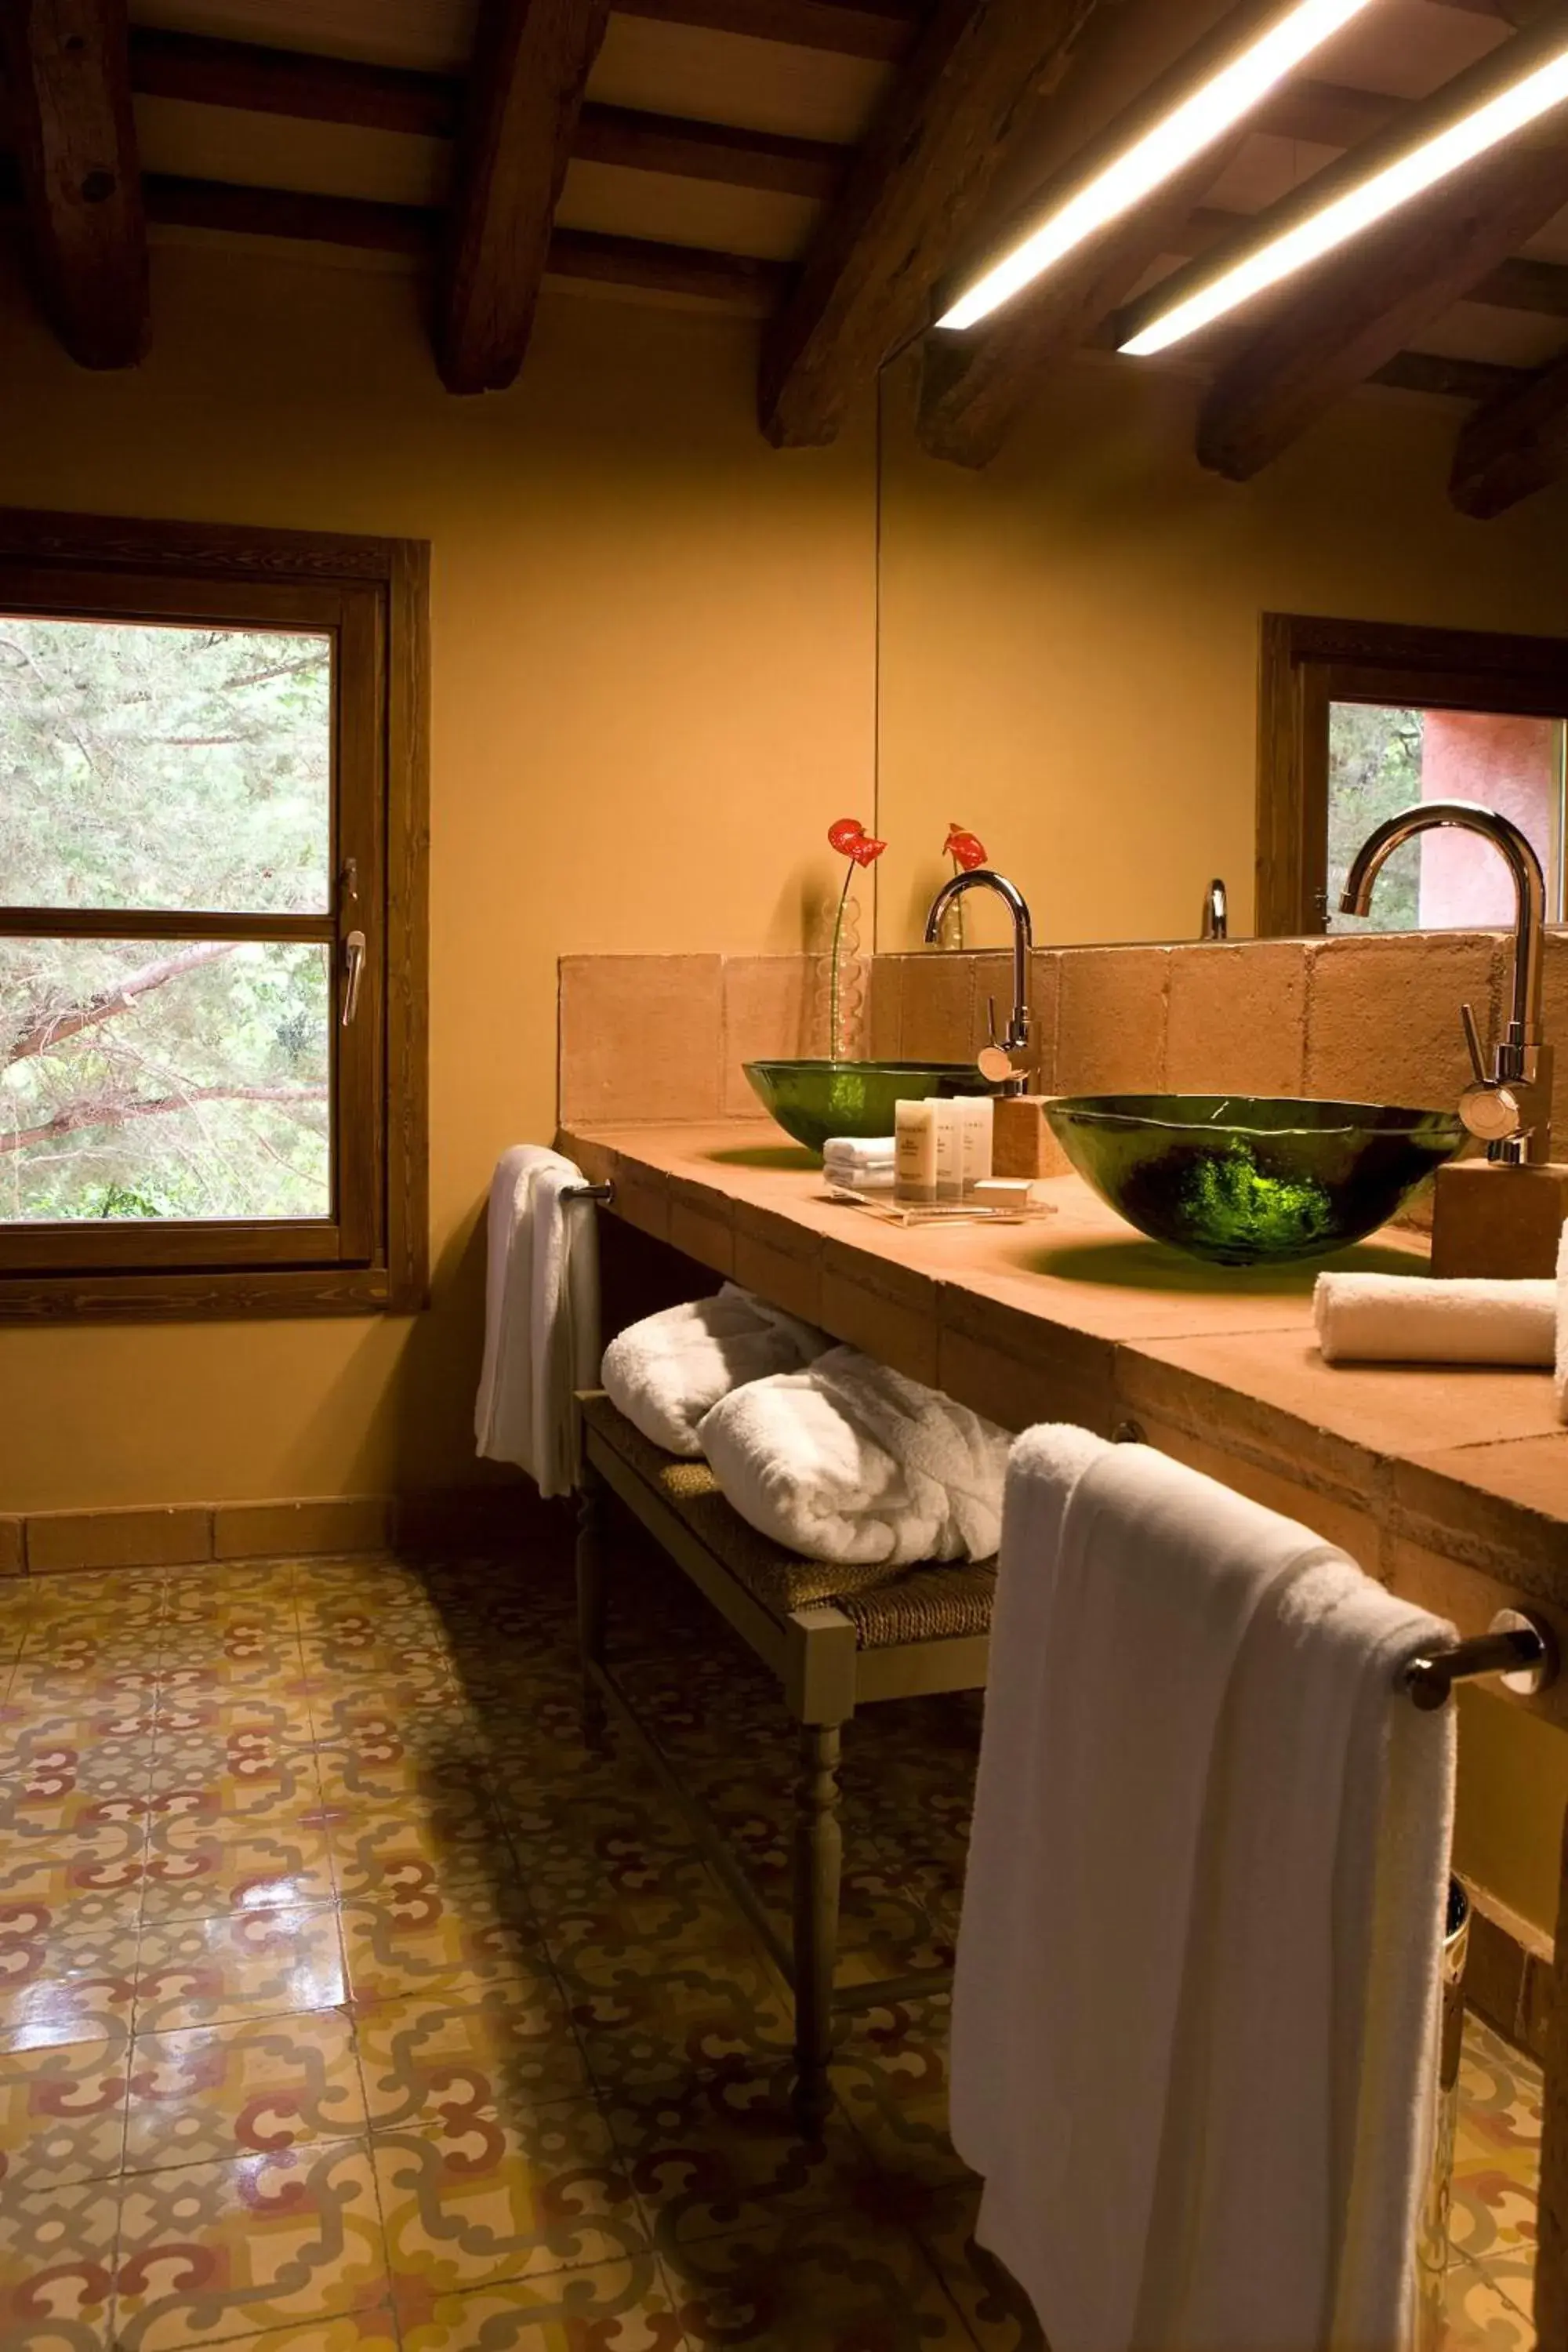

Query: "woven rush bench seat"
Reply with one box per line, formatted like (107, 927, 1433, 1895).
(573, 1388, 994, 2127)
(578, 1390, 996, 1650)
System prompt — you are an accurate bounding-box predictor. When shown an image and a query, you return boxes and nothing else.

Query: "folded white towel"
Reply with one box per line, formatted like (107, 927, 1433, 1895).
(601, 1283, 828, 1460)
(1557, 1221, 1568, 1424)
(698, 1345, 1009, 1565)
(822, 1134, 895, 1171)
(1315, 1271, 1555, 1365)
(953, 1430, 1455, 2352)
(475, 1147, 601, 1499)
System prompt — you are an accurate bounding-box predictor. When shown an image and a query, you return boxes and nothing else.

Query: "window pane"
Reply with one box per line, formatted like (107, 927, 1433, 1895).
(0, 938, 330, 1222)
(0, 619, 332, 913)
(1327, 702, 1566, 932)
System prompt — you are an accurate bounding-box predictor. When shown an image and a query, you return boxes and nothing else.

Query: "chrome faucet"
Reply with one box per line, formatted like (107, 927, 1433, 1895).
(1338, 800, 1552, 1164)
(924, 867, 1033, 1094)
(1200, 878, 1229, 942)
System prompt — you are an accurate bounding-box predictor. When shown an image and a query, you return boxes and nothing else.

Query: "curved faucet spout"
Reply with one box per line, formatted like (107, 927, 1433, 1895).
(1338, 799, 1545, 1045)
(924, 869, 1033, 1058)
(1340, 798, 1551, 1165)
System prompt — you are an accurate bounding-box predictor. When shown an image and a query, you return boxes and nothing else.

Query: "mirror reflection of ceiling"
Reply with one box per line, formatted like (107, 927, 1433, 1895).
(871, 340, 1568, 954)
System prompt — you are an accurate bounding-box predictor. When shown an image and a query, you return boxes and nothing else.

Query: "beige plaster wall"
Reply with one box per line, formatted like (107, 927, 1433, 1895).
(873, 347, 1568, 953)
(0, 241, 877, 1517)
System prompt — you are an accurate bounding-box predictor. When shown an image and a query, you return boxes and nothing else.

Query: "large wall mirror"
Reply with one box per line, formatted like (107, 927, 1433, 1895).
(871, 343, 1568, 956)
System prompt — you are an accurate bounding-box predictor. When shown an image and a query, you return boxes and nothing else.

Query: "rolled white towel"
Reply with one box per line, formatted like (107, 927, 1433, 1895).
(1557, 1221, 1568, 1424)
(1314, 1272, 1555, 1367)
(601, 1283, 829, 1459)
(698, 1345, 1010, 1566)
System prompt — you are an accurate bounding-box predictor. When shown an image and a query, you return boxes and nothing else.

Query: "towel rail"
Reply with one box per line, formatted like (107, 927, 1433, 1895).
(562, 1181, 615, 1206)
(1403, 1610, 1557, 1711)
(1115, 1423, 1555, 1712)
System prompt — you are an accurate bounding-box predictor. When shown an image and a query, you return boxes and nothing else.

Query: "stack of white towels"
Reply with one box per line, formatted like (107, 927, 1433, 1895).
(822, 1134, 896, 1194)
(1314, 1221, 1568, 1422)
(601, 1282, 1009, 1565)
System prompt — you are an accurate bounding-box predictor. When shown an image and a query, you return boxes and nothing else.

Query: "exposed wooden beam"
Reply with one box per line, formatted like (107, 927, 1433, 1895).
(760, 0, 1105, 447)
(574, 101, 844, 196)
(1152, 10, 1568, 480)
(116, 171, 786, 312)
(613, 0, 921, 61)
(126, 27, 459, 136)
(1450, 343, 1568, 510)
(438, 0, 612, 393)
(0, 0, 147, 366)
(1254, 77, 1406, 148)
(122, 28, 846, 201)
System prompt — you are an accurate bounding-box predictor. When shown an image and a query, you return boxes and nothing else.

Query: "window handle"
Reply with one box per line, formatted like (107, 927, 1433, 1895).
(341, 930, 366, 1029)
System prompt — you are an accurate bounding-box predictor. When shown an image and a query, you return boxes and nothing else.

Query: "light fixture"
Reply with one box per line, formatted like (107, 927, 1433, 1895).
(1122, 34, 1568, 355)
(935, 0, 1379, 334)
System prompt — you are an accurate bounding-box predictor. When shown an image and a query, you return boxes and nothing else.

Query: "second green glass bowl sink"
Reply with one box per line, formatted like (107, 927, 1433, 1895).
(1045, 1094, 1465, 1266)
(743, 1060, 994, 1155)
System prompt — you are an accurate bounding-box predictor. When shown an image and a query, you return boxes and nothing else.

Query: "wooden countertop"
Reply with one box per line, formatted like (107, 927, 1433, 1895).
(559, 1120, 1568, 1688)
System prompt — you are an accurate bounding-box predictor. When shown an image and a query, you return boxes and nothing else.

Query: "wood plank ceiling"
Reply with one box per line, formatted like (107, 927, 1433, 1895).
(2, 0, 1568, 507)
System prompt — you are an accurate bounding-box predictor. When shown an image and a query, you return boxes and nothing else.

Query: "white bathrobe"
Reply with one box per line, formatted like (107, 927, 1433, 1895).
(601, 1283, 828, 1457)
(697, 1345, 1010, 1565)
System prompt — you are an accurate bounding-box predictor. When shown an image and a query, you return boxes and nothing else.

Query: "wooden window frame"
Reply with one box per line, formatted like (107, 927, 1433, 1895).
(0, 506, 429, 1321)
(1256, 612, 1568, 937)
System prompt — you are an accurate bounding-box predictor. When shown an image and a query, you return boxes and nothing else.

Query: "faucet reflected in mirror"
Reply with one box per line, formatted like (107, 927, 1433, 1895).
(1201, 878, 1229, 942)
(1340, 800, 1552, 1165)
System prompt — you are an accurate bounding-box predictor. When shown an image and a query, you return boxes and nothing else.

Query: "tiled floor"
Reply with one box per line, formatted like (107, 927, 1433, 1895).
(0, 1534, 1543, 2351)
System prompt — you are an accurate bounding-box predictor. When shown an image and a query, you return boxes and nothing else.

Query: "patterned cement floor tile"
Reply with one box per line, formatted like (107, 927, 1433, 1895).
(830, 1992, 971, 2193)
(113, 2139, 390, 2352)
(140, 1810, 337, 1925)
(132, 1907, 347, 2037)
(354, 1980, 590, 2129)
(324, 1804, 515, 1903)
(0, 2033, 130, 2191)
(0, 1911, 140, 2054)
(561, 1952, 793, 2095)
(656, 2209, 978, 2350)
(373, 2108, 648, 2306)
(915, 2179, 1045, 2351)
(598, 2062, 876, 2252)
(1439, 2254, 1535, 2350)
(339, 1873, 546, 2009)
(394, 2256, 684, 2352)
(0, 2174, 118, 2350)
(123, 2012, 367, 2172)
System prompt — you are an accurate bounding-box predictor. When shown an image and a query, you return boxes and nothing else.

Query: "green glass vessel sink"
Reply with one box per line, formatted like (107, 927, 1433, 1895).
(743, 1060, 994, 1156)
(1045, 1094, 1465, 1266)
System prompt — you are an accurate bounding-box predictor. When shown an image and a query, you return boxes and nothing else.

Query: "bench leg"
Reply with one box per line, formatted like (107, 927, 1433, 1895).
(792, 1719, 843, 2133)
(575, 1468, 608, 1739)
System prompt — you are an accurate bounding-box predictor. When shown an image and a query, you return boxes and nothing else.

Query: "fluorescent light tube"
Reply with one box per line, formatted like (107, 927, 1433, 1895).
(1123, 41, 1568, 354)
(936, 0, 1378, 333)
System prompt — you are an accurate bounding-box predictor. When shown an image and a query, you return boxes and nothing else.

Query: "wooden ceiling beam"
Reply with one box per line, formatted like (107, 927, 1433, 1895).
(1450, 343, 1568, 510)
(113, 170, 785, 310)
(437, 0, 612, 393)
(0, 0, 147, 366)
(1156, 10, 1568, 481)
(759, 0, 1106, 448)
(121, 28, 846, 202)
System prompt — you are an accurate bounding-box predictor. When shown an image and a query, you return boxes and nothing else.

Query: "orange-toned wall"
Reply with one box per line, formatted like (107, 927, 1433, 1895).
(0, 240, 877, 1515)
(874, 347, 1568, 951)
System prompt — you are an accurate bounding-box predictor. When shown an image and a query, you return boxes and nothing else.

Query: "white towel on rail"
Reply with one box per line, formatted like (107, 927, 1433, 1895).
(952, 1428, 1455, 2352)
(697, 1345, 1009, 1565)
(601, 1284, 829, 1459)
(474, 1146, 601, 1498)
(1315, 1270, 1555, 1365)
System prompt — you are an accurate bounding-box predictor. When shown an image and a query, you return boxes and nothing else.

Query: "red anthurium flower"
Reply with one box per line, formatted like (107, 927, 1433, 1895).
(945, 824, 988, 872)
(829, 816, 887, 869)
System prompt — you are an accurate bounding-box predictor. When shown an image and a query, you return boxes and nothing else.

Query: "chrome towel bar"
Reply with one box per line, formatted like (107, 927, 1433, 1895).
(562, 1181, 615, 1206)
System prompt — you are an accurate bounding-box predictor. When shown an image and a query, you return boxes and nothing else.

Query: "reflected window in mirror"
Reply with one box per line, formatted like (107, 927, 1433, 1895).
(1257, 615, 1568, 936)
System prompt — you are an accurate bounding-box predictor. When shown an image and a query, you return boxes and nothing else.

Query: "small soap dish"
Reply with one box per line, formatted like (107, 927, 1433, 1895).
(824, 1182, 1056, 1228)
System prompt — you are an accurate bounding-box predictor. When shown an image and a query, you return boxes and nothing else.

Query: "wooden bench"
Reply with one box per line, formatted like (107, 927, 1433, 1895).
(574, 1388, 994, 2126)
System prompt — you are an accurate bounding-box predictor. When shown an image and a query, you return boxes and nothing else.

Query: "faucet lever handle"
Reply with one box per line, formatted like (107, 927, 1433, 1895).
(1460, 1001, 1490, 1087)
(985, 995, 1000, 1051)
